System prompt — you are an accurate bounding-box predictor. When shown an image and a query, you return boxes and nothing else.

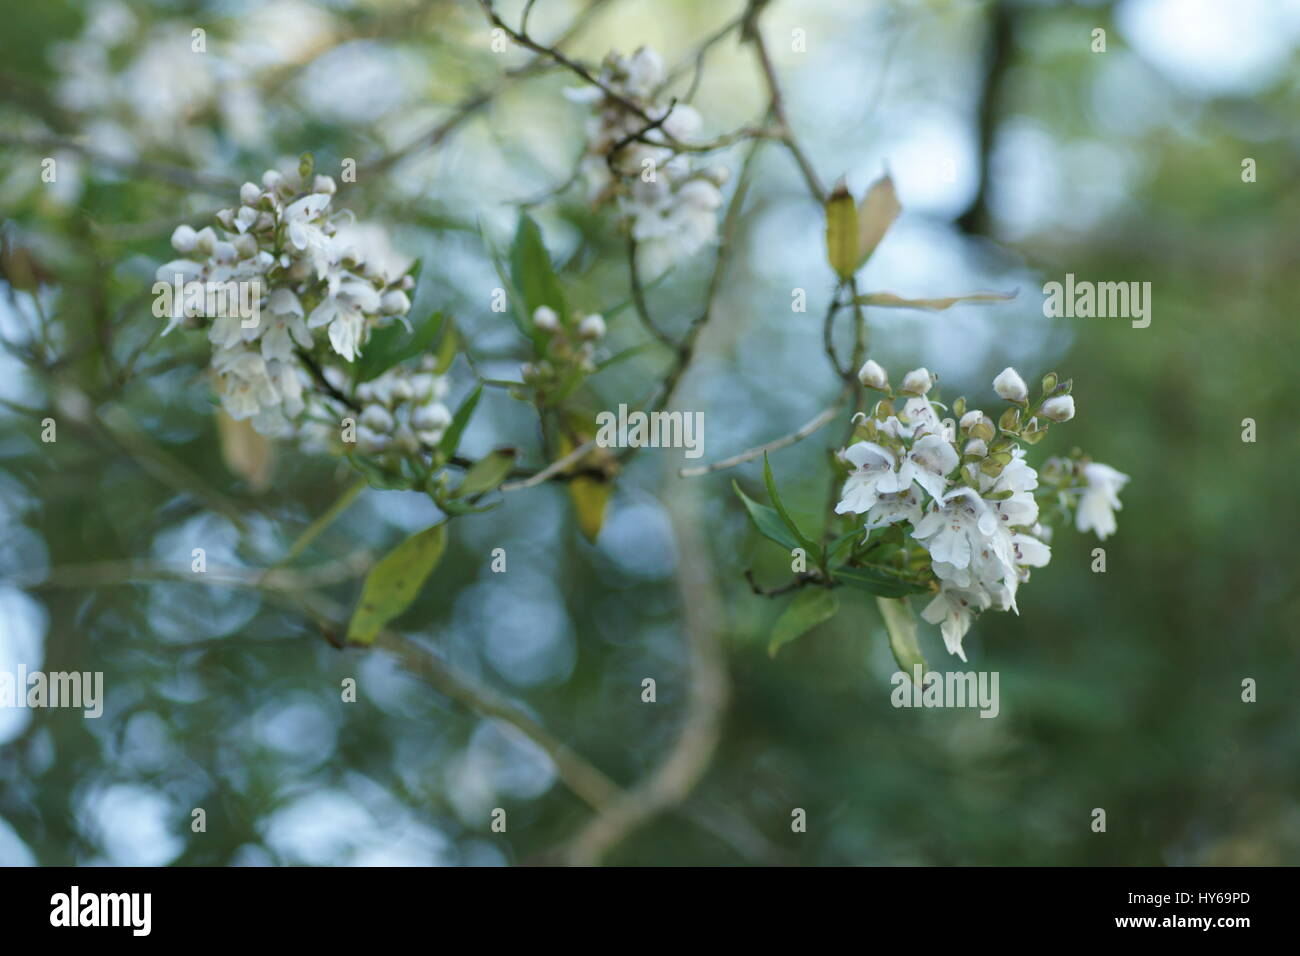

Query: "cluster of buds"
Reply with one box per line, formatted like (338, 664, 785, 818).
(153, 163, 415, 437)
(519, 305, 607, 388)
(840, 362, 1127, 659)
(567, 47, 728, 276)
(351, 357, 452, 456)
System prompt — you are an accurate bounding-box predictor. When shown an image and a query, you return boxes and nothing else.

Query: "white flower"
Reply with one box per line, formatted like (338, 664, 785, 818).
(212, 348, 278, 420)
(993, 367, 1028, 402)
(1041, 395, 1075, 422)
(379, 290, 411, 316)
(260, 289, 313, 362)
(578, 313, 606, 339)
(857, 359, 889, 390)
(239, 181, 261, 205)
(897, 433, 958, 502)
(913, 487, 998, 572)
(307, 279, 380, 362)
(835, 441, 902, 515)
(862, 487, 923, 531)
(921, 585, 992, 661)
(1075, 462, 1128, 540)
(411, 401, 451, 437)
(359, 404, 395, 434)
(626, 46, 666, 97)
(900, 367, 932, 396)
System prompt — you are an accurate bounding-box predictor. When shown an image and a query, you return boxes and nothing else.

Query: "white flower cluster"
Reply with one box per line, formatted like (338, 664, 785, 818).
(838, 363, 1128, 660)
(352, 358, 452, 455)
(153, 167, 430, 441)
(520, 306, 607, 386)
(568, 47, 728, 277)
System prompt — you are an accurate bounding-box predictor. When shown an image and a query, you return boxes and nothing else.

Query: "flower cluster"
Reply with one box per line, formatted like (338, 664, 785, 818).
(153, 166, 418, 437)
(520, 305, 607, 388)
(351, 358, 453, 455)
(567, 47, 728, 276)
(838, 363, 1128, 660)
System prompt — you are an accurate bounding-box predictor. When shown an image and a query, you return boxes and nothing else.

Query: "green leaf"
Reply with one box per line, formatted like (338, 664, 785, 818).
(434, 319, 459, 374)
(454, 448, 516, 498)
(762, 454, 820, 559)
(347, 522, 448, 645)
(570, 475, 610, 543)
(732, 480, 802, 553)
(346, 452, 412, 490)
(831, 564, 929, 597)
(355, 312, 445, 383)
(510, 214, 567, 325)
(876, 596, 926, 680)
(769, 588, 839, 657)
(437, 384, 482, 459)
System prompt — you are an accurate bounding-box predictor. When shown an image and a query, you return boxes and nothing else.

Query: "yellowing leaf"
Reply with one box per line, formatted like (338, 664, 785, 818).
(347, 522, 447, 645)
(855, 174, 901, 269)
(853, 289, 1016, 311)
(877, 596, 926, 681)
(569, 476, 611, 543)
(217, 409, 273, 493)
(824, 182, 859, 281)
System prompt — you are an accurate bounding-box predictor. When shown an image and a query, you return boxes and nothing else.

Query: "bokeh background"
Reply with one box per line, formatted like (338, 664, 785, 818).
(1, 0, 1298, 865)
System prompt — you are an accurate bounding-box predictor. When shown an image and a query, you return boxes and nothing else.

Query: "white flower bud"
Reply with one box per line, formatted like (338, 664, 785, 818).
(1040, 395, 1075, 422)
(578, 313, 606, 339)
(900, 367, 932, 396)
(399, 275, 415, 291)
(533, 306, 560, 333)
(254, 211, 275, 233)
(411, 402, 452, 432)
(194, 227, 218, 254)
(993, 367, 1028, 402)
(232, 234, 259, 259)
(212, 240, 238, 263)
(359, 404, 395, 434)
(379, 290, 411, 315)
(959, 409, 984, 430)
(239, 182, 261, 205)
(857, 359, 889, 390)
(963, 438, 988, 458)
(313, 175, 337, 195)
(171, 224, 198, 253)
(261, 169, 284, 191)
(215, 208, 236, 230)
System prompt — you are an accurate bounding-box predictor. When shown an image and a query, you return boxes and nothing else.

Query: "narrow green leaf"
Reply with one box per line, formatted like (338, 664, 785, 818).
(434, 319, 459, 374)
(347, 522, 448, 645)
(510, 214, 567, 324)
(769, 588, 839, 657)
(437, 384, 482, 458)
(732, 480, 801, 553)
(762, 454, 820, 559)
(824, 182, 859, 280)
(831, 564, 929, 597)
(454, 448, 516, 498)
(877, 596, 927, 680)
(852, 289, 1016, 311)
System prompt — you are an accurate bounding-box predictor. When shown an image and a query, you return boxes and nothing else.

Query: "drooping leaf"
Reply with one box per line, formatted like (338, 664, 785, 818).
(355, 312, 445, 383)
(877, 596, 926, 680)
(762, 453, 820, 559)
(855, 173, 901, 269)
(733, 480, 802, 552)
(769, 588, 839, 657)
(434, 319, 459, 374)
(437, 384, 482, 458)
(454, 448, 516, 498)
(853, 289, 1017, 311)
(347, 522, 447, 645)
(831, 564, 929, 597)
(824, 181, 859, 281)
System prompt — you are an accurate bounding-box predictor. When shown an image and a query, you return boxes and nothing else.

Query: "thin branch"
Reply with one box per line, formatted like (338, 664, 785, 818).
(679, 386, 850, 477)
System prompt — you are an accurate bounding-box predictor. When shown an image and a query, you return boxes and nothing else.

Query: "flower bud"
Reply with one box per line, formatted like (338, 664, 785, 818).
(959, 409, 985, 431)
(900, 367, 932, 396)
(1041, 371, 1059, 394)
(171, 224, 198, 253)
(998, 407, 1022, 433)
(313, 175, 337, 195)
(412, 402, 452, 432)
(993, 367, 1028, 402)
(233, 234, 259, 259)
(857, 359, 889, 391)
(533, 306, 560, 333)
(578, 313, 606, 339)
(262, 169, 284, 191)
(964, 438, 988, 458)
(1040, 395, 1075, 422)
(359, 404, 394, 434)
(215, 208, 236, 231)
(194, 227, 218, 254)
(379, 290, 411, 315)
(239, 182, 261, 205)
